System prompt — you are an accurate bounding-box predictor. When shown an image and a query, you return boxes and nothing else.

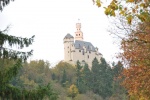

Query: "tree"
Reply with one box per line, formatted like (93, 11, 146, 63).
(0, 27, 34, 99)
(75, 62, 91, 93)
(82, 63, 91, 91)
(93, 0, 150, 24)
(51, 61, 76, 86)
(91, 58, 100, 94)
(61, 69, 67, 87)
(93, 0, 150, 99)
(0, 0, 14, 11)
(98, 58, 113, 98)
(91, 58, 113, 98)
(75, 60, 84, 93)
(0, 32, 58, 99)
(68, 84, 79, 99)
(111, 61, 127, 100)
(120, 21, 150, 99)
(0, 18, 57, 100)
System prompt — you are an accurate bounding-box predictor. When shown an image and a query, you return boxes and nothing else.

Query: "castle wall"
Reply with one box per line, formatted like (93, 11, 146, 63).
(64, 38, 74, 61)
(71, 49, 102, 68)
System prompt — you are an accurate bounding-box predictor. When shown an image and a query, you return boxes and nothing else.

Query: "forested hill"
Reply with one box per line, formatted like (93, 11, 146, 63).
(10, 58, 127, 100)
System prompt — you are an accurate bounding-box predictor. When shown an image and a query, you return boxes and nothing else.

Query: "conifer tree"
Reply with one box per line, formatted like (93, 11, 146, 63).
(0, 10, 57, 100)
(75, 60, 83, 93)
(82, 63, 91, 90)
(91, 57, 113, 98)
(91, 57, 100, 94)
(61, 69, 67, 87)
(0, 28, 58, 99)
(0, 0, 14, 11)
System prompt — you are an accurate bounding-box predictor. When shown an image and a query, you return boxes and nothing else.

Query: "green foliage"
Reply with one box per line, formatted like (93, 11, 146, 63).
(11, 60, 52, 88)
(75, 61, 85, 93)
(82, 63, 92, 91)
(68, 84, 79, 99)
(51, 61, 76, 86)
(111, 61, 127, 100)
(91, 58, 113, 98)
(61, 69, 67, 87)
(73, 58, 127, 99)
(0, 28, 34, 61)
(0, 26, 58, 99)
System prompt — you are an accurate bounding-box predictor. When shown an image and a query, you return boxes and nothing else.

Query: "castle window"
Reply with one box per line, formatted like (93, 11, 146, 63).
(79, 34, 80, 36)
(76, 34, 78, 36)
(82, 51, 84, 55)
(68, 46, 69, 48)
(79, 50, 81, 52)
(88, 55, 89, 59)
(89, 51, 91, 54)
(68, 51, 69, 53)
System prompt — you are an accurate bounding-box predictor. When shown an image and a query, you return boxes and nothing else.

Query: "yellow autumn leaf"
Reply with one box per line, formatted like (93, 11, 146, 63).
(132, 8, 136, 13)
(127, 0, 134, 2)
(96, 0, 101, 7)
(126, 15, 133, 24)
(120, 10, 125, 16)
(104, 7, 111, 15)
(112, 11, 116, 16)
(140, 3, 145, 7)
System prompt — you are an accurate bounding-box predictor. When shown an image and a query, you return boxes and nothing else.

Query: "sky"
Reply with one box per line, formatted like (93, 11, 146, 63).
(0, 0, 120, 66)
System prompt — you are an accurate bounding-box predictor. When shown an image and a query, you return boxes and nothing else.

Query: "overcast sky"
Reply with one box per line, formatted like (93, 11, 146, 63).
(0, 0, 120, 66)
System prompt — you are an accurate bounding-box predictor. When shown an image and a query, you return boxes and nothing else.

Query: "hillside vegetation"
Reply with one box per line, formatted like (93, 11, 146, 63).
(10, 58, 127, 100)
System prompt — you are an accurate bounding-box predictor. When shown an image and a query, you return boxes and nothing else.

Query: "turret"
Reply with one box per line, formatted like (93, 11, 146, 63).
(75, 21, 83, 41)
(64, 33, 74, 43)
(64, 33, 74, 61)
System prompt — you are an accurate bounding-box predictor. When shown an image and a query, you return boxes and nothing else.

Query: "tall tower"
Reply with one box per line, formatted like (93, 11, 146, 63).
(75, 20, 83, 41)
(63, 33, 74, 61)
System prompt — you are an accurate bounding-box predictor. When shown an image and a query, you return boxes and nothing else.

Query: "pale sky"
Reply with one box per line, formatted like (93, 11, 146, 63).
(0, 0, 120, 66)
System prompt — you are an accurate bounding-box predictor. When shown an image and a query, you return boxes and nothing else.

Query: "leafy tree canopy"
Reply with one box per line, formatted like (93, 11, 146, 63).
(94, 0, 150, 24)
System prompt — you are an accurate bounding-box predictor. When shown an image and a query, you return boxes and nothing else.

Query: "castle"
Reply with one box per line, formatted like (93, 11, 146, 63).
(63, 22, 102, 68)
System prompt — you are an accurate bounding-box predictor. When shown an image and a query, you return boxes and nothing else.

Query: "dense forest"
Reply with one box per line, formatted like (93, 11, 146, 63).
(8, 58, 127, 100)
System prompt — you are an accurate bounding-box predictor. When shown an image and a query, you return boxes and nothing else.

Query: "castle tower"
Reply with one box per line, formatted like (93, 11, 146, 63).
(63, 33, 74, 62)
(75, 20, 83, 41)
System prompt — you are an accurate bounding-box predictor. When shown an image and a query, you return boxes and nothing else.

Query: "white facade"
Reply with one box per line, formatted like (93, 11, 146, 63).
(63, 23, 102, 68)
